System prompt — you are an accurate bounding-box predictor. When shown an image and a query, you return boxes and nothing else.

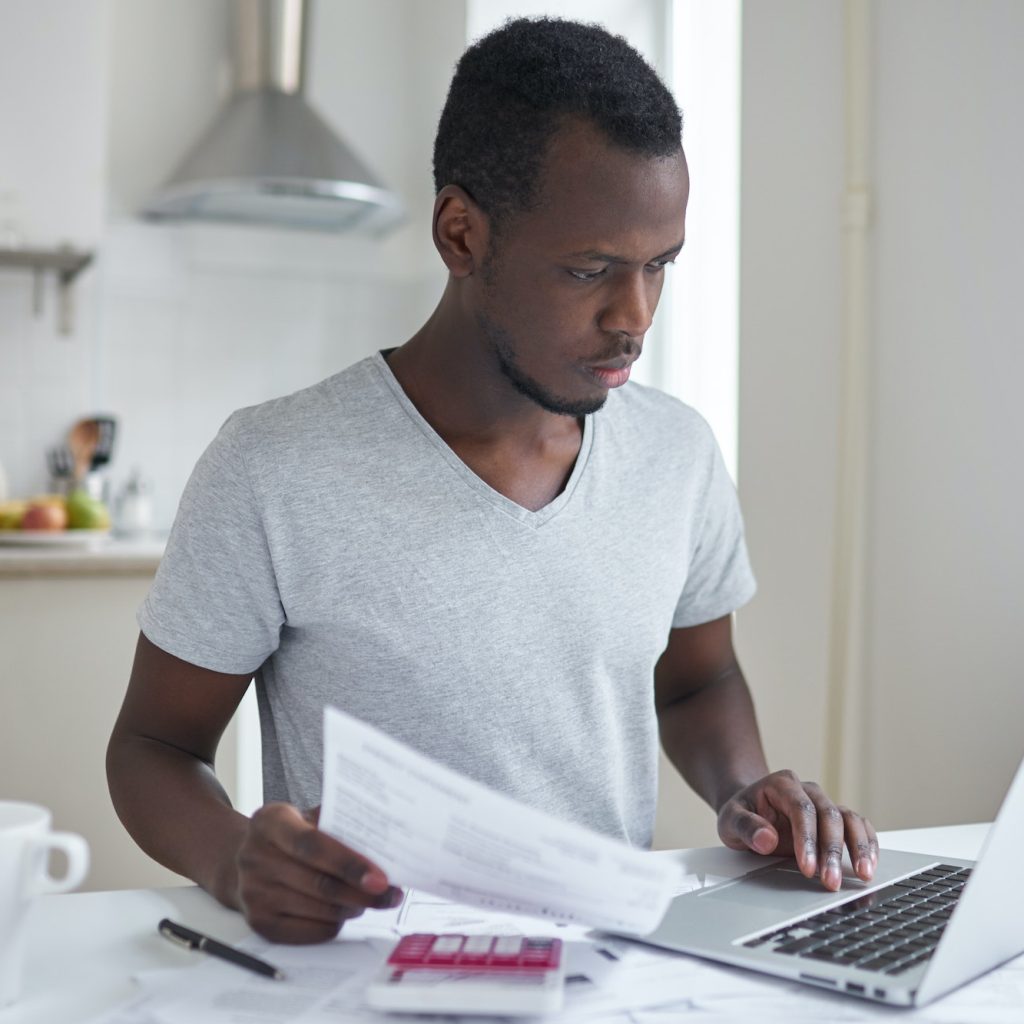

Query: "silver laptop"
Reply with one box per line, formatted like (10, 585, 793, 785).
(624, 757, 1024, 1007)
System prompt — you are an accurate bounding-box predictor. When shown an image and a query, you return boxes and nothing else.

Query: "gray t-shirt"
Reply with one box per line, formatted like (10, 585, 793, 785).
(139, 352, 755, 847)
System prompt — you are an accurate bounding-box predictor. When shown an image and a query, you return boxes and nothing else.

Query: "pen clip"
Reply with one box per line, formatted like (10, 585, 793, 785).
(159, 919, 198, 951)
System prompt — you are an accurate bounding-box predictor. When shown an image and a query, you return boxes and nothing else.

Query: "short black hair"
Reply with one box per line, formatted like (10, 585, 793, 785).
(433, 17, 682, 231)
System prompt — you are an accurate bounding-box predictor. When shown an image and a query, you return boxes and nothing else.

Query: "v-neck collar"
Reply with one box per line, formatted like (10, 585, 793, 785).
(372, 351, 594, 528)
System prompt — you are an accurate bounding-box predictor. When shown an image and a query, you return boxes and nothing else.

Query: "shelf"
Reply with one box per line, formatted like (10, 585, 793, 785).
(0, 246, 95, 335)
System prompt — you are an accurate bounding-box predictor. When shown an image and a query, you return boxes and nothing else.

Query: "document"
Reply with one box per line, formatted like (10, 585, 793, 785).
(319, 705, 681, 935)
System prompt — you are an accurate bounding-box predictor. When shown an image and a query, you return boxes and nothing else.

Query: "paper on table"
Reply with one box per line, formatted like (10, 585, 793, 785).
(319, 705, 681, 935)
(139, 938, 386, 1024)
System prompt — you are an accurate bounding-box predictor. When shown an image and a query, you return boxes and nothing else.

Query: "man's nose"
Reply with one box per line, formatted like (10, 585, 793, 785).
(598, 271, 656, 340)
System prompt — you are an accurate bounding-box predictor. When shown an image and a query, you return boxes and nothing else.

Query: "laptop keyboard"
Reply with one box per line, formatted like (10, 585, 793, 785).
(742, 864, 972, 977)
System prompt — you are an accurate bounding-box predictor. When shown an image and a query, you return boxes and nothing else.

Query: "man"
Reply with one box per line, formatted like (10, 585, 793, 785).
(108, 18, 877, 945)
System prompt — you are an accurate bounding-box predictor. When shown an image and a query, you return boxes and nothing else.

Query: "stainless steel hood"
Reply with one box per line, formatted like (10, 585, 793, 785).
(142, 0, 403, 233)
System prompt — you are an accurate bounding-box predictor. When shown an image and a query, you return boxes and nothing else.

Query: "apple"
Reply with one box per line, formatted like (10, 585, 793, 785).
(66, 489, 110, 530)
(20, 500, 68, 531)
(0, 500, 28, 530)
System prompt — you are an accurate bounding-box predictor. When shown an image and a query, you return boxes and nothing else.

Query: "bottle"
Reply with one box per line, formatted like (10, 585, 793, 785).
(115, 468, 154, 538)
(0, 190, 24, 249)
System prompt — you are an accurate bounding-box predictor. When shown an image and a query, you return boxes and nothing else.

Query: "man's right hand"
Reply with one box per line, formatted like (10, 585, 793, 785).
(108, 636, 403, 944)
(234, 803, 403, 943)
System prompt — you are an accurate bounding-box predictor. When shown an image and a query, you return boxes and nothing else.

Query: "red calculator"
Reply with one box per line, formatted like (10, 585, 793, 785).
(365, 933, 566, 1016)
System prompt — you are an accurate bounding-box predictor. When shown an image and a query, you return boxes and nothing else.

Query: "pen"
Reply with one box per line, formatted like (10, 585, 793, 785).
(158, 918, 286, 980)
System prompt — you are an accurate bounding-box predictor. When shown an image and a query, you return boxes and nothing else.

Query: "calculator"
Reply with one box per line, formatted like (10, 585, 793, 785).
(365, 933, 566, 1016)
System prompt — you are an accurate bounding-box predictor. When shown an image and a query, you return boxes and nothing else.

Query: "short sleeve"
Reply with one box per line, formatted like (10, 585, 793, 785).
(138, 412, 284, 674)
(672, 439, 757, 629)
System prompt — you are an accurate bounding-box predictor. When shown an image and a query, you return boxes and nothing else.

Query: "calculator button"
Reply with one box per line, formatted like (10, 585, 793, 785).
(522, 939, 557, 966)
(459, 936, 494, 964)
(389, 935, 436, 966)
(491, 937, 525, 960)
(426, 936, 465, 963)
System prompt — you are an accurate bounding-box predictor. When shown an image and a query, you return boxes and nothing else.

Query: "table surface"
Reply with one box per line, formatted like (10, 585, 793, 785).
(0, 823, 994, 1023)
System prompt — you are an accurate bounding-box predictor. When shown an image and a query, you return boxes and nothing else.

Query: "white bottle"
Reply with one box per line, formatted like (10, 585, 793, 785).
(115, 468, 154, 538)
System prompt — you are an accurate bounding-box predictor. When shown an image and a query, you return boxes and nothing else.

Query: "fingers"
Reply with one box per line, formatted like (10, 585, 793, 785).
(718, 772, 879, 893)
(800, 784, 844, 889)
(236, 802, 403, 943)
(718, 802, 780, 855)
(841, 805, 880, 881)
(797, 784, 879, 890)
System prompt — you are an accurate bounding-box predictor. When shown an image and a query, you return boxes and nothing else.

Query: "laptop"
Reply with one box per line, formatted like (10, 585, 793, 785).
(623, 756, 1024, 1007)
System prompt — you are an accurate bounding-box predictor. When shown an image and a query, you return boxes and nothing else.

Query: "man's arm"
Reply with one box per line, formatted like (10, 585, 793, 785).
(654, 614, 878, 891)
(107, 633, 401, 942)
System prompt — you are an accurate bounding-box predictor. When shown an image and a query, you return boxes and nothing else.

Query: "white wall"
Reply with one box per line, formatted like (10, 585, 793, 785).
(1, 0, 464, 528)
(735, 0, 845, 801)
(0, 0, 107, 503)
(864, 0, 1024, 827)
(737, 0, 1023, 833)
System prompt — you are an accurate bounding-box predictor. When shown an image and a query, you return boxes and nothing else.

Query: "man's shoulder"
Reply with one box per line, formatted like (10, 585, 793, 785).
(222, 354, 386, 449)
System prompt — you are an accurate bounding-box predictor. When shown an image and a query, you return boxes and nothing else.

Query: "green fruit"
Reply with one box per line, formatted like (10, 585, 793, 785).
(0, 500, 28, 529)
(66, 489, 110, 530)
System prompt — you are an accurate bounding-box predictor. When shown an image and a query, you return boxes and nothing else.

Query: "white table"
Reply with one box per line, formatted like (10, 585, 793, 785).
(0, 824, 996, 1022)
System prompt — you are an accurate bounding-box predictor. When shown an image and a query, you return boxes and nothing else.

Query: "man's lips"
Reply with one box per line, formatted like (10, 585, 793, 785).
(585, 355, 637, 389)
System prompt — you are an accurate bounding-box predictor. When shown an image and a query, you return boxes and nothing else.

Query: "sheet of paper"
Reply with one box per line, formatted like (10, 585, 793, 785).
(141, 937, 385, 1024)
(633, 951, 1024, 1024)
(371, 887, 596, 942)
(319, 705, 681, 934)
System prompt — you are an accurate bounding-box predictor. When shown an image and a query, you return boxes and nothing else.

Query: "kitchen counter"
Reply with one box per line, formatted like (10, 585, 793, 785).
(0, 536, 165, 577)
(0, 534, 241, 892)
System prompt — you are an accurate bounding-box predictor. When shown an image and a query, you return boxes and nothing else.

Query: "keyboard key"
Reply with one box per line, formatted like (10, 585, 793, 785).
(860, 956, 900, 972)
(804, 948, 842, 962)
(901, 919, 935, 933)
(776, 936, 823, 954)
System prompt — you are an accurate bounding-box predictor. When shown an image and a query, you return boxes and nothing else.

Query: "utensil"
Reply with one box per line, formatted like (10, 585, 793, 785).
(46, 445, 75, 490)
(89, 416, 117, 471)
(67, 419, 99, 484)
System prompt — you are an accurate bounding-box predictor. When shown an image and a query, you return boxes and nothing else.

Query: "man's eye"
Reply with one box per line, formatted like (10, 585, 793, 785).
(568, 268, 607, 281)
(647, 259, 675, 273)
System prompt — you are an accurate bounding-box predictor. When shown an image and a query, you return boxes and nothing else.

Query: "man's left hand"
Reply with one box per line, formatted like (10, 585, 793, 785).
(717, 769, 878, 891)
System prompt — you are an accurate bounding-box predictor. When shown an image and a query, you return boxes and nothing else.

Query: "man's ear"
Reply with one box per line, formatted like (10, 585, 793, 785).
(432, 185, 490, 278)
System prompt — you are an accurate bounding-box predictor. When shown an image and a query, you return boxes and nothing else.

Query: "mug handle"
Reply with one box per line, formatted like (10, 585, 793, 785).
(29, 831, 90, 895)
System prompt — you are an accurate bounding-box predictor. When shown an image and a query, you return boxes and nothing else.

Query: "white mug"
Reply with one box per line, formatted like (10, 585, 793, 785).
(0, 802, 89, 1006)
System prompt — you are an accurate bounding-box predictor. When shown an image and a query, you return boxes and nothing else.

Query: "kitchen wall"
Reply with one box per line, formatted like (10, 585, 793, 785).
(0, 0, 465, 528)
(0, 0, 106, 502)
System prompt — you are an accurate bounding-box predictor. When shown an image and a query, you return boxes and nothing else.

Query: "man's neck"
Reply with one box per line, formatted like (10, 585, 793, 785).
(385, 299, 582, 452)
(384, 297, 586, 512)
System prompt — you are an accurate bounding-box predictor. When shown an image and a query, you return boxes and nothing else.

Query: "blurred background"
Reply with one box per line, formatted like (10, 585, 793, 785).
(0, 0, 1021, 890)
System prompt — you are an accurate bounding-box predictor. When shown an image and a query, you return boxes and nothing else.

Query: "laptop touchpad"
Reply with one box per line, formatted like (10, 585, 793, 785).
(699, 866, 864, 911)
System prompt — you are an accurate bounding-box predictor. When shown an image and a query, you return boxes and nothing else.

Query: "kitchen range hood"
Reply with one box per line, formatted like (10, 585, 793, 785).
(142, 0, 402, 233)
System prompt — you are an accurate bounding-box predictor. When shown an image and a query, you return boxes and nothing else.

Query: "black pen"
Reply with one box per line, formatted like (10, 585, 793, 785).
(158, 918, 286, 980)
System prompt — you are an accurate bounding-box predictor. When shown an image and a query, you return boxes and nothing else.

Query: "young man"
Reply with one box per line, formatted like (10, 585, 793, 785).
(108, 18, 877, 944)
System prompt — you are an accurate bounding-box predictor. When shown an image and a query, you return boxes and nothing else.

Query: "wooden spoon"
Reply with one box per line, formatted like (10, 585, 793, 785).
(67, 418, 100, 485)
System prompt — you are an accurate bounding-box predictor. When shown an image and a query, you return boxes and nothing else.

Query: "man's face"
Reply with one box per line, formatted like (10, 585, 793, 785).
(473, 120, 689, 416)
